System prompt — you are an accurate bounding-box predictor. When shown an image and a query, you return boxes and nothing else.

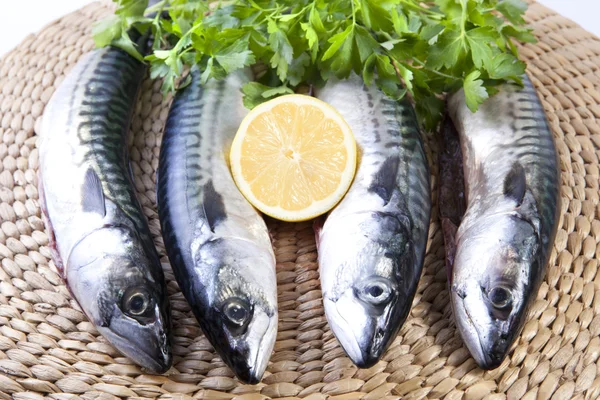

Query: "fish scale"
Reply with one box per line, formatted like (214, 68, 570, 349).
(158, 75, 220, 252)
(450, 77, 559, 253)
(157, 68, 277, 384)
(508, 80, 559, 248)
(381, 97, 431, 237)
(71, 48, 154, 249)
(38, 43, 172, 373)
(41, 45, 156, 267)
(315, 74, 431, 368)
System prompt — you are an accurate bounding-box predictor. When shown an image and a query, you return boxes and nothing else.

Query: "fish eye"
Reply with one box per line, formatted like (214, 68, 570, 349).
(358, 278, 393, 306)
(488, 286, 512, 309)
(368, 285, 384, 297)
(122, 287, 154, 319)
(223, 298, 251, 326)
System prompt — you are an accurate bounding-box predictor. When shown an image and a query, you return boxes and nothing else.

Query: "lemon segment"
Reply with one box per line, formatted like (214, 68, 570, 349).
(230, 94, 357, 222)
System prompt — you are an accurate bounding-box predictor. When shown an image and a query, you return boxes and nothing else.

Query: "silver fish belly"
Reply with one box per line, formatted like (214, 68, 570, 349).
(157, 69, 277, 384)
(446, 75, 560, 369)
(315, 75, 431, 368)
(38, 46, 172, 373)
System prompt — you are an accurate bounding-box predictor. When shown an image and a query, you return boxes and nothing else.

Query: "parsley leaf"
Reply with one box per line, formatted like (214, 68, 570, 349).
(215, 39, 256, 74)
(466, 27, 496, 70)
(92, 15, 122, 47)
(95, 0, 537, 129)
(116, 0, 148, 17)
(489, 53, 526, 80)
(322, 25, 353, 62)
(268, 21, 294, 80)
(322, 25, 355, 77)
(496, 0, 527, 25)
(428, 29, 467, 70)
(242, 82, 294, 109)
(416, 95, 445, 131)
(464, 70, 489, 112)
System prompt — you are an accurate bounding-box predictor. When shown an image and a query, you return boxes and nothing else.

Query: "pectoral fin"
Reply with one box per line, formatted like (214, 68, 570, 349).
(503, 162, 526, 206)
(82, 168, 106, 217)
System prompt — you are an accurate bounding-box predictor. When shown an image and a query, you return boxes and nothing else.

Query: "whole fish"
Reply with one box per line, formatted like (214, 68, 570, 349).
(443, 75, 560, 369)
(157, 68, 277, 383)
(314, 75, 431, 368)
(38, 40, 172, 372)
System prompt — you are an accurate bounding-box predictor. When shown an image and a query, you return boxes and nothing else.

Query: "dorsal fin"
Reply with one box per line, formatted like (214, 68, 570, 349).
(503, 162, 526, 206)
(202, 180, 226, 232)
(368, 155, 400, 205)
(82, 168, 106, 217)
(313, 217, 325, 252)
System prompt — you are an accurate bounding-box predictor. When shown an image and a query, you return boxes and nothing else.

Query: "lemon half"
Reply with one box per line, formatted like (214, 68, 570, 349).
(230, 94, 357, 222)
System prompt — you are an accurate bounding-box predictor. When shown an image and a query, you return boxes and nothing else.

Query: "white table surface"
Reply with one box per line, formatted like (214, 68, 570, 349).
(0, 1, 599, 57)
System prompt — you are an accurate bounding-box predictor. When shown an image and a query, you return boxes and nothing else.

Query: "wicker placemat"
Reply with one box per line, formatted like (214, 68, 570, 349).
(0, 1, 598, 399)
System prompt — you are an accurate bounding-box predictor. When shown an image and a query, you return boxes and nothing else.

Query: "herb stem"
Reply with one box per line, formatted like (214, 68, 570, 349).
(150, 1, 166, 49)
(173, 20, 203, 53)
(411, 58, 458, 80)
(399, 0, 441, 16)
(284, 3, 311, 32)
(145, 0, 167, 15)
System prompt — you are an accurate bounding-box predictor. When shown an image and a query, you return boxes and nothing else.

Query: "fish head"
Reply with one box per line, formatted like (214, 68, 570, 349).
(451, 213, 540, 370)
(321, 212, 418, 368)
(196, 239, 277, 384)
(67, 227, 172, 373)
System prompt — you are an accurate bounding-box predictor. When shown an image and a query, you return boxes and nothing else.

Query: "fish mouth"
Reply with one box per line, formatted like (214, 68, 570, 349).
(206, 308, 277, 384)
(323, 294, 392, 368)
(133, 344, 172, 374)
(97, 324, 172, 374)
(460, 300, 489, 368)
(245, 318, 277, 385)
(453, 294, 504, 371)
(231, 363, 261, 385)
(355, 332, 388, 369)
(324, 296, 364, 365)
(480, 350, 505, 370)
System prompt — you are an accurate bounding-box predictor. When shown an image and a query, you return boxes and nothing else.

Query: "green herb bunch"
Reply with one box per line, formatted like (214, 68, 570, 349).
(94, 0, 535, 129)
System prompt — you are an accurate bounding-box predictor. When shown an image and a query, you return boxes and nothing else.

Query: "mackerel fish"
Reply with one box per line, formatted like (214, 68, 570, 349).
(157, 68, 277, 383)
(314, 74, 431, 367)
(38, 40, 172, 372)
(442, 75, 560, 369)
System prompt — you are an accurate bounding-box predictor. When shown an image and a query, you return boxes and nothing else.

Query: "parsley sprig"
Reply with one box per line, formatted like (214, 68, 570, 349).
(93, 0, 535, 129)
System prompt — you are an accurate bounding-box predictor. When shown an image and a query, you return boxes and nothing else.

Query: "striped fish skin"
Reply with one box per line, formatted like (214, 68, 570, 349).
(315, 75, 431, 368)
(447, 76, 560, 370)
(38, 46, 171, 373)
(157, 69, 277, 384)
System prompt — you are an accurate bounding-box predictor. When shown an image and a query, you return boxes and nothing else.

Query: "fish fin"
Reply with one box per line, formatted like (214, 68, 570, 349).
(97, 292, 114, 328)
(38, 170, 65, 275)
(441, 218, 459, 283)
(202, 180, 226, 233)
(368, 155, 400, 205)
(82, 168, 107, 217)
(313, 217, 325, 252)
(268, 228, 276, 245)
(503, 162, 526, 206)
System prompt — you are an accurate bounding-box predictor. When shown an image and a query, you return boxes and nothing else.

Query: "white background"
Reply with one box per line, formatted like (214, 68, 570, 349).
(0, 1, 599, 57)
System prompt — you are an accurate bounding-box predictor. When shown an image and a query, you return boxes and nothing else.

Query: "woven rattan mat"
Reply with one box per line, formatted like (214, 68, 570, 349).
(0, 1, 598, 399)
